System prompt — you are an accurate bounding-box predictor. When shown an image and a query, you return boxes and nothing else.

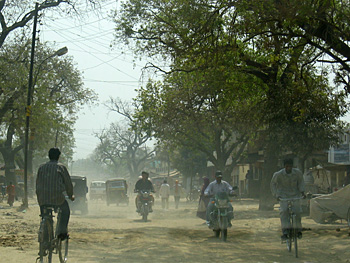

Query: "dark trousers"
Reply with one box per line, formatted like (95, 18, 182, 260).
(40, 200, 70, 235)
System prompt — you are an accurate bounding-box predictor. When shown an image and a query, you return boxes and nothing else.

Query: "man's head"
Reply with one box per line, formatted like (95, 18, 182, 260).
(49, 147, 61, 161)
(215, 170, 223, 183)
(283, 158, 293, 174)
(175, 180, 179, 184)
(163, 179, 167, 184)
(141, 171, 149, 180)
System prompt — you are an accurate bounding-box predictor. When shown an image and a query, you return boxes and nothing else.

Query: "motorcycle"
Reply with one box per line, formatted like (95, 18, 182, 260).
(137, 190, 153, 222)
(210, 191, 234, 241)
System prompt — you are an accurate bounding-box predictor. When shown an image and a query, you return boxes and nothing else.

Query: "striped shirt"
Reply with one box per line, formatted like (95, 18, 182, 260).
(36, 160, 73, 206)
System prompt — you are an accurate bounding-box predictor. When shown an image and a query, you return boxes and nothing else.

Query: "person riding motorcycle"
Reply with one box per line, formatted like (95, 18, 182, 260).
(204, 170, 235, 228)
(134, 171, 155, 212)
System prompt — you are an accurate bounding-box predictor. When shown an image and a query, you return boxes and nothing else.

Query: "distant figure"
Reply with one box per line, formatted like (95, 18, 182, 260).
(159, 180, 170, 210)
(196, 177, 210, 220)
(1, 183, 6, 199)
(343, 172, 350, 187)
(173, 180, 183, 209)
(304, 170, 317, 194)
(245, 170, 253, 195)
(303, 171, 314, 185)
(6, 182, 15, 207)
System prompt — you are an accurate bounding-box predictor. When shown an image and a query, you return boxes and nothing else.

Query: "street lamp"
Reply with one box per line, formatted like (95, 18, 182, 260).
(23, 44, 68, 208)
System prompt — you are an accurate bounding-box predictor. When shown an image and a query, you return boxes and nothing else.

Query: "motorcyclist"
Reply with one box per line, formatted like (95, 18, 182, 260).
(204, 170, 235, 228)
(134, 171, 155, 212)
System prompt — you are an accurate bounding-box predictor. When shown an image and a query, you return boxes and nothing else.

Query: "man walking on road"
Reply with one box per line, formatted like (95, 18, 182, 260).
(270, 158, 306, 241)
(159, 179, 170, 210)
(174, 180, 182, 209)
(6, 182, 15, 207)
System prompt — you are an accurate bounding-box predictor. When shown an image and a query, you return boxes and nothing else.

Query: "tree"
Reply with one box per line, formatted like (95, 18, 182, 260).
(135, 67, 261, 181)
(235, 0, 350, 92)
(0, 0, 107, 49)
(113, 0, 347, 210)
(0, 39, 96, 184)
(94, 98, 154, 181)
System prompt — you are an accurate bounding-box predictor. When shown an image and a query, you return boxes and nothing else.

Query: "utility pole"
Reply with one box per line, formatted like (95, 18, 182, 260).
(23, 3, 39, 208)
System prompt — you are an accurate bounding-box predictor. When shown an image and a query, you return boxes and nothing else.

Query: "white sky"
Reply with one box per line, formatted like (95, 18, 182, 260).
(38, 1, 148, 160)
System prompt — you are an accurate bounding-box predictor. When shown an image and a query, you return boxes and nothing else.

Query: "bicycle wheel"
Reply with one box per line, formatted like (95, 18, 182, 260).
(57, 238, 69, 263)
(56, 209, 69, 263)
(38, 219, 53, 263)
(292, 214, 298, 258)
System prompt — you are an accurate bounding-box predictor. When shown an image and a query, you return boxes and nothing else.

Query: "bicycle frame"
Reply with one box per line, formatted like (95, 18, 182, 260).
(37, 206, 68, 263)
(279, 197, 303, 258)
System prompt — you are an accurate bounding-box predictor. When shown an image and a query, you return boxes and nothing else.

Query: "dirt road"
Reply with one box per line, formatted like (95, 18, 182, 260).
(1, 197, 350, 263)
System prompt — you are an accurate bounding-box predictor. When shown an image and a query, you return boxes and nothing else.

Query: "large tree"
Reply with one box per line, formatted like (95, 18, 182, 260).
(94, 98, 154, 181)
(0, 0, 106, 49)
(113, 0, 347, 209)
(135, 66, 261, 181)
(0, 39, 95, 184)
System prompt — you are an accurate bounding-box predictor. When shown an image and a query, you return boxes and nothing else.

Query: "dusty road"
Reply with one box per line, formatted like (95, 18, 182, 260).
(1, 196, 350, 263)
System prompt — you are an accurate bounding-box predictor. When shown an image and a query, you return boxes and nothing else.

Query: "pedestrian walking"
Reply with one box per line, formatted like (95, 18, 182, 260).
(159, 180, 170, 210)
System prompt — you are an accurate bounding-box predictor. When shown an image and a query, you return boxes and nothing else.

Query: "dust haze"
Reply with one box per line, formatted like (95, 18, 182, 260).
(1, 191, 350, 263)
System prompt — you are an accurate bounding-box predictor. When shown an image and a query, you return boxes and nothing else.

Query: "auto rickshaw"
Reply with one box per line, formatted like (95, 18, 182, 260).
(68, 176, 88, 214)
(105, 178, 129, 206)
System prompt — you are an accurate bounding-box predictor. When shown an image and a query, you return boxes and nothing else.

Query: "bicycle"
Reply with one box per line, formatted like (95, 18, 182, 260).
(37, 205, 69, 263)
(279, 197, 303, 258)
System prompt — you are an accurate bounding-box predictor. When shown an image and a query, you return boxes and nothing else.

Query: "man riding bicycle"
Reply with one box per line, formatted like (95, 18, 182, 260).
(270, 158, 306, 241)
(36, 148, 75, 240)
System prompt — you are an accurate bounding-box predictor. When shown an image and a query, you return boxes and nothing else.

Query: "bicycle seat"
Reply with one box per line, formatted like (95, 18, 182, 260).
(40, 205, 57, 216)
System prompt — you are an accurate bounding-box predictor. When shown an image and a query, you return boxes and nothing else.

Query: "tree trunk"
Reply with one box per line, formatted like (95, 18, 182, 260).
(259, 140, 279, 211)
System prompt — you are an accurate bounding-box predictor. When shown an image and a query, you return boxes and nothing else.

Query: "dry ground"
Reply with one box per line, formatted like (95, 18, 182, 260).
(0, 196, 350, 263)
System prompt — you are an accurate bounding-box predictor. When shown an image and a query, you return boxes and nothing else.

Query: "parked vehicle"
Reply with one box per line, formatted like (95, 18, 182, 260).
(89, 181, 106, 200)
(186, 186, 201, 202)
(68, 176, 88, 215)
(105, 179, 129, 206)
(210, 191, 233, 241)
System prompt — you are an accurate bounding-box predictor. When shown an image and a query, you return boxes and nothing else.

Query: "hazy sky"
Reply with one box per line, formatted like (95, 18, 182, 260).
(39, 1, 146, 160)
(34, 1, 350, 161)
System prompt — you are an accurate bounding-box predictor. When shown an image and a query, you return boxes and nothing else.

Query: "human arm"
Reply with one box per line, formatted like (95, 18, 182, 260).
(204, 183, 211, 196)
(134, 180, 140, 192)
(224, 181, 233, 194)
(270, 172, 278, 199)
